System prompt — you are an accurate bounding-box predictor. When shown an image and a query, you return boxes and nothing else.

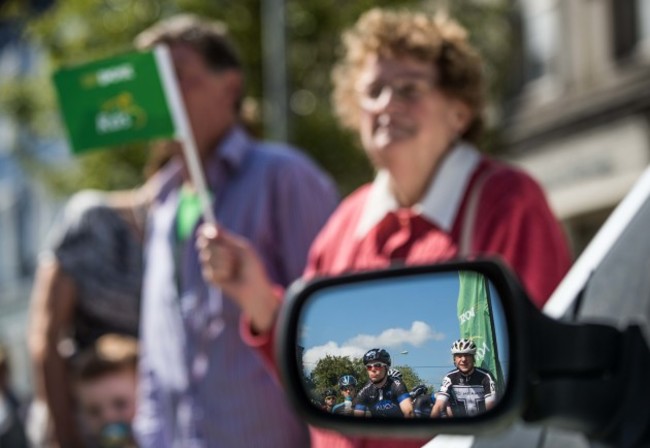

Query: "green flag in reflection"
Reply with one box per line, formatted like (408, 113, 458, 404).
(457, 271, 504, 393)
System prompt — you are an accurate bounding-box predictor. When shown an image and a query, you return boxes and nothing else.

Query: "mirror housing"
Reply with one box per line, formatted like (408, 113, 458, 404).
(275, 258, 650, 444)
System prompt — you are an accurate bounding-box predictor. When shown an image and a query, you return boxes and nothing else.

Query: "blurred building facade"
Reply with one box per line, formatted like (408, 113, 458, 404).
(0, 14, 63, 397)
(504, 0, 650, 256)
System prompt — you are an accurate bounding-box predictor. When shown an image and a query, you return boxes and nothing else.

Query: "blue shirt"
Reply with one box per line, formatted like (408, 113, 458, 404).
(134, 126, 338, 447)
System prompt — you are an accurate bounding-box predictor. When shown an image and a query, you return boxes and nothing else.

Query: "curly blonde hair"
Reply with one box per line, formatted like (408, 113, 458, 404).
(332, 8, 485, 144)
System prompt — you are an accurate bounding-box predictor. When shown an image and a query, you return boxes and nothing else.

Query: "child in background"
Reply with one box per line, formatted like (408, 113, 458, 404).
(73, 334, 138, 448)
(0, 342, 28, 447)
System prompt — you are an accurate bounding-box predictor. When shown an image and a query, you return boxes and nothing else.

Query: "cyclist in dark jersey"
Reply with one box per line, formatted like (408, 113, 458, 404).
(322, 389, 337, 413)
(354, 348, 414, 418)
(387, 368, 402, 382)
(410, 384, 435, 418)
(431, 339, 496, 418)
(332, 375, 357, 416)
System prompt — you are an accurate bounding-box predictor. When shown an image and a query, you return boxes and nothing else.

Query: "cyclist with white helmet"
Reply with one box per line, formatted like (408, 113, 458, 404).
(355, 349, 414, 418)
(430, 338, 496, 418)
(332, 375, 358, 415)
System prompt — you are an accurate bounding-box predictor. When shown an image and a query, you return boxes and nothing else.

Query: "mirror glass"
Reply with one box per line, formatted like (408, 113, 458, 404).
(297, 270, 509, 419)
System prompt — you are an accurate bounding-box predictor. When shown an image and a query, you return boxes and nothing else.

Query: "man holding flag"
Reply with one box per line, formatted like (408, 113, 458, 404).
(130, 14, 338, 448)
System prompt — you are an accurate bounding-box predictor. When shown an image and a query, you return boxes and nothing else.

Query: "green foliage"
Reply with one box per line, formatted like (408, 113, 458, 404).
(1, 0, 175, 195)
(425, 0, 519, 157)
(310, 355, 367, 399)
(4, 0, 515, 195)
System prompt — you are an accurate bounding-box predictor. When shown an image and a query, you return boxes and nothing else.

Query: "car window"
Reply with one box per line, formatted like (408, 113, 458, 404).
(576, 181, 650, 337)
(544, 167, 650, 325)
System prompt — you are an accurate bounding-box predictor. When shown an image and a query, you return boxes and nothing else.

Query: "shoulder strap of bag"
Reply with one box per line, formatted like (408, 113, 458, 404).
(458, 164, 499, 257)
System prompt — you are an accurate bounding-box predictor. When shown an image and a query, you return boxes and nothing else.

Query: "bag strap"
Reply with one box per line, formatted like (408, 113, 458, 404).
(458, 164, 499, 257)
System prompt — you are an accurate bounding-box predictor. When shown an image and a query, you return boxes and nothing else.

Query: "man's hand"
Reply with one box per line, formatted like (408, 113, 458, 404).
(196, 223, 279, 334)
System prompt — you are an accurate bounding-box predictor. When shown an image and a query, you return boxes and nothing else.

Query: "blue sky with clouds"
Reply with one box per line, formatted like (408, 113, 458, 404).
(299, 271, 509, 391)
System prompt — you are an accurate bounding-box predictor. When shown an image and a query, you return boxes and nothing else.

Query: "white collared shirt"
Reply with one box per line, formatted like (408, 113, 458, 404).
(355, 141, 481, 238)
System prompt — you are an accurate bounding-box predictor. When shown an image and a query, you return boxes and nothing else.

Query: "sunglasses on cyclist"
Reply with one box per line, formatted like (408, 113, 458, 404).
(365, 362, 386, 370)
(341, 386, 354, 392)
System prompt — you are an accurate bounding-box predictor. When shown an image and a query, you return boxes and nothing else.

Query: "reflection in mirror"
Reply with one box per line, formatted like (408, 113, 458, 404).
(297, 270, 509, 420)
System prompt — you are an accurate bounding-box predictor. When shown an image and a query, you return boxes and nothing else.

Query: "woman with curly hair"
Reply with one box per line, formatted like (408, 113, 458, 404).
(197, 7, 571, 447)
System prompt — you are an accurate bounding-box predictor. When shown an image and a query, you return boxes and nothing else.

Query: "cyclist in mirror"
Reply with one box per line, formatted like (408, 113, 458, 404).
(354, 348, 414, 418)
(322, 389, 337, 413)
(411, 384, 435, 418)
(388, 368, 402, 381)
(431, 338, 496, 418)
(331, 375, 358, 416)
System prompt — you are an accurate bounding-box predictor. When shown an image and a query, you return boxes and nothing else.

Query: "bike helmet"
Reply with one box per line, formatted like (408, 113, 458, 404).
(410, 384, 428, 398)
(451, 338, 477, 355)
(387, 368, 402, 380)
(363, 348, 392, 367)
(338, 375, 358, 389)
(323, 388, 336, 398)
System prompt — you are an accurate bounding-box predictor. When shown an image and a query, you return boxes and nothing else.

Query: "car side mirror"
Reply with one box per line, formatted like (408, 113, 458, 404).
(274, 259, 650, 445)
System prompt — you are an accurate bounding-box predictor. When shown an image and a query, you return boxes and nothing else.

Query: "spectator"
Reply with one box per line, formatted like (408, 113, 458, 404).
(73, 334, 139, 448)
(197, 6, 571, 447)
(132, 13, 338, 448)
(27, 172, 160, 448)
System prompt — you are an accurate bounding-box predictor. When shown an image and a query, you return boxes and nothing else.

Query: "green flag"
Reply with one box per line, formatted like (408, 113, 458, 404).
(457, 271, 504, 393)
(52, 46, 219, 225)
(52, 48, 176, 154)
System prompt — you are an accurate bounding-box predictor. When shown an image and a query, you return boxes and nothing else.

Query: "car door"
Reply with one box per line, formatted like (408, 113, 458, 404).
(424, 167, 650, 448)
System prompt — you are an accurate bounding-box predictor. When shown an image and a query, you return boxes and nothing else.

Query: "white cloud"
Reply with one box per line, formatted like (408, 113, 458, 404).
(348, 321, 444, 348)
(303, 321, 444, 368)
(302, 342, 367, 368)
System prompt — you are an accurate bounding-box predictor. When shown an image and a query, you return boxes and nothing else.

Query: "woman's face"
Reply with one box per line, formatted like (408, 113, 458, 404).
(355, 55, 471, 176)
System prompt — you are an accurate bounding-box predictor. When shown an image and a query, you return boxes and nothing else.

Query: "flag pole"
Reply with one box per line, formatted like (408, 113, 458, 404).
(154, 44, 216, 225)
(483, 275, 504, 393)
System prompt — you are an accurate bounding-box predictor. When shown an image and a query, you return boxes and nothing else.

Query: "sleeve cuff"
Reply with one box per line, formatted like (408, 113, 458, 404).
(239, 284, 285, 348)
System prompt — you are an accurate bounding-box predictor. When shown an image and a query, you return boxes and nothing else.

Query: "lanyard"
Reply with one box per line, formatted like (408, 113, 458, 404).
(173, 187, 224, 382)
